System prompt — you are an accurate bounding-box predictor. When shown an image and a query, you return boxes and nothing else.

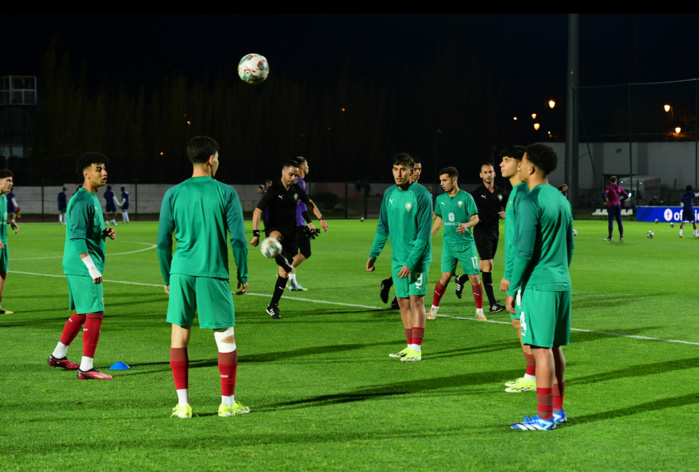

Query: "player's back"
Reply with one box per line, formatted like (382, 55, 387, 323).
(518, 184, 573, 290)
(163, 176, 242, 279)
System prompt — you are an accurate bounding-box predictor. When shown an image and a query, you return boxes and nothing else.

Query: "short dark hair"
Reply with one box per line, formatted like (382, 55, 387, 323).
(500, 145, 525, 160)
(294, 156, 306, 165)
(687, 185, 693, 192)
(439, 166, 459, 179)
(392, 152, 414, 169)
(283, 159, 300, 170)
(187, 136, 219, 164)
(524, 143, 558, 176)
(0, 169, 14, 179)
(413, 156, 421, 165)
(75, 152, 110, 174)
(610, 176, 617, 183)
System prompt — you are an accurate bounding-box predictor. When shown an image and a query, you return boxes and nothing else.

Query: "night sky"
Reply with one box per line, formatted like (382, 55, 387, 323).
(6, 14, 699, 109)
(4, 13, 699, 180)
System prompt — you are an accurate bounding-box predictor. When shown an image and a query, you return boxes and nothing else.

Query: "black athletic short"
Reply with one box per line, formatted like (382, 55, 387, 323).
(473, 225, 499, 260)
(296, 226, 312, 259)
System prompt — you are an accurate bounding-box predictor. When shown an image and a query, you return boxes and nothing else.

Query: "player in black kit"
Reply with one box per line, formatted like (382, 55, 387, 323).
(466, 162, 509, 313)
(251, 160, 327, 319)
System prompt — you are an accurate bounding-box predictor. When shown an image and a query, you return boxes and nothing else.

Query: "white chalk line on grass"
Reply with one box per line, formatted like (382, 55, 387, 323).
(13, 241, 157, 260)
(10, 270, 699, 347)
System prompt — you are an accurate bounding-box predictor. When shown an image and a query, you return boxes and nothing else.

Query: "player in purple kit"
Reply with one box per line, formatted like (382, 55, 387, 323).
(104, 185, 119, 226)
(678, 185, 697, 238)
(603, 176, 629, 241)
(287, 156, 326, 291)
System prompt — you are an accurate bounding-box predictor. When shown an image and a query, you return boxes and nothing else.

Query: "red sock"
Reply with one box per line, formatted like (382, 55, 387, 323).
(170, 347, 189, 390)
(432, 282, 445, 307)
(553, 382, 565, 411)
(404, 328, 412, 345)
(412, 327, 425, 346)
(472, 283, 483, 309)
(524, 352, 536, 376)
(536, 387, 554, 419)
(218, 350, 238, 397)
(82, 313, 104, 358)
(59, 312, 86, 346)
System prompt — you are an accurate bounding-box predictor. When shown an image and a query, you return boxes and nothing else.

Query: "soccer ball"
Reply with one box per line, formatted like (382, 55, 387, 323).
(654, 219, 659, 223)
(260, 237, 282, 258)
(647, 231, 654, 238)
(573, 229, 577, 237)
(238, 54, 269, 85)
(360, 217, 365, 222)
(670, 222, 675, 227)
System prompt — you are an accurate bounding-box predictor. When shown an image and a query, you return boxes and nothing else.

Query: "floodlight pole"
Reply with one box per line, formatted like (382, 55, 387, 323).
(565, 14, 579, 210)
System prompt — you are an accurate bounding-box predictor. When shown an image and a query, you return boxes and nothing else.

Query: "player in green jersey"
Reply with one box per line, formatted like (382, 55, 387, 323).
(506, 143, 574, 431)
(0, 169, 19, 314)
(379, 159, 423, 310)
(428, 167, 486, 321)
(367, 153, 433, 362)
(498, 145, 537, 393)
(158, 136, 250, 419)
(47, 153, 116, 380)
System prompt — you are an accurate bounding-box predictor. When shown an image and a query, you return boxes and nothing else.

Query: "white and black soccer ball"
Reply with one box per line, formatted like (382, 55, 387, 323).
(647, 231, 654, 238)
(654, 219, 659, 224)
(573, 229, 577, 237)
(260, 237, 282, 258)
(360, 217, 365, 222)
(670, 222, 675, 227)
(238, 53, 269, 85)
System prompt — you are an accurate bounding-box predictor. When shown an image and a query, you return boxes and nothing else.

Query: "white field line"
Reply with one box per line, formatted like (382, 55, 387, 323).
(13, 242, 157, 260)
(8, 269, 699, 346)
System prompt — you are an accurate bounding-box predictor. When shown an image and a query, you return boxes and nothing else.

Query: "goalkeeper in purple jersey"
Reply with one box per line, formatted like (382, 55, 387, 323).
(679, 185, 698, 238)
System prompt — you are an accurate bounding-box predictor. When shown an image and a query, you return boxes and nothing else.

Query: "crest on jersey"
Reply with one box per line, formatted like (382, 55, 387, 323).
(448, 213, 455, 222)
(405, 202, 412, 212)
(458, 200, 463, 208)
(498, 194, 503, 201)
(294, 193, 298, 200)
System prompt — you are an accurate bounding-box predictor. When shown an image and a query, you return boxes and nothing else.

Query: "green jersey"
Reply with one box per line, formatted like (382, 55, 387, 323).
(434, 189, 478, 250)
(503, 181, 530, 282)
(158, 176, 248, 286)
(506, 184, 574, 296)
(63, 188, 106, 276)
(369, 182, 433, 270)
(0, 194, 7, 246)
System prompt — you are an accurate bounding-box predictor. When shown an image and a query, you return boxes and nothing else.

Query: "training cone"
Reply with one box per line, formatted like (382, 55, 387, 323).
(109, 361, 131, 370)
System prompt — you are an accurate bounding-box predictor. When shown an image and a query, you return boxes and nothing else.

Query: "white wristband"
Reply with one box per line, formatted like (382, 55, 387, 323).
(81, 254, 102, 279)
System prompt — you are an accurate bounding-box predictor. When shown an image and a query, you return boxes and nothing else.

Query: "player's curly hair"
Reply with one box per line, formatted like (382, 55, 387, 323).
(187, 136, 220, 164)
(75, 152, 110, 174)
(524, 143, 558, 176)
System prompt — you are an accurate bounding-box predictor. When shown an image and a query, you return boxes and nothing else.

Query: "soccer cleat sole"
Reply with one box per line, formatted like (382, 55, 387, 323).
(218, 402, 251, 417)
(389, 347, 409, 358)
(172, 404, 192, 419)
(427, 307, 438, 320)
(511, 420, 555, 431)
(77, 369, 113, 380)
(47, 354, 79, 370)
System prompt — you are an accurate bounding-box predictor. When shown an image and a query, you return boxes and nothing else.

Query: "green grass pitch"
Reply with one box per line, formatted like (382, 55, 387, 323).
(1, 218, 698, 471)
